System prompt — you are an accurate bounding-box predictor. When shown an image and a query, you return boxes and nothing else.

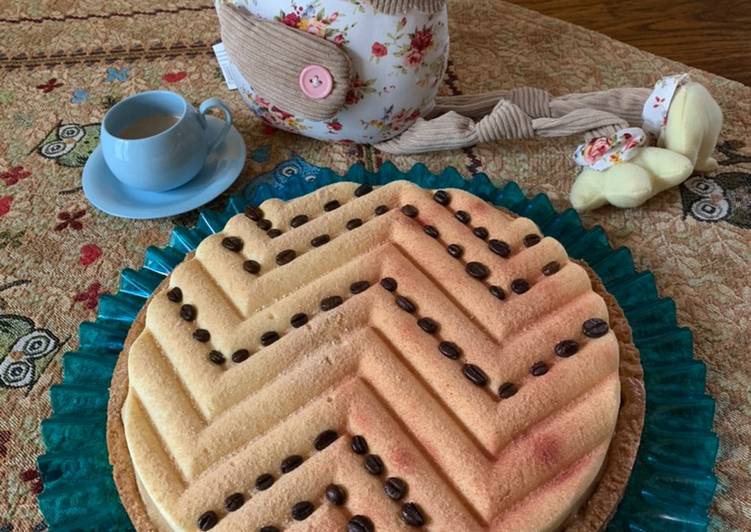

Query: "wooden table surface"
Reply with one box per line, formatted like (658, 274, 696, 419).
(508, 0, 751, 86)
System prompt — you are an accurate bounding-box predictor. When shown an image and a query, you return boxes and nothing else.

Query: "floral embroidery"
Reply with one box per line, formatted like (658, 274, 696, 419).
(70, 89, 89, 104)
(0, 196, 12, 217)
(80, 244, 102, 266)
(573, 128, 646, 171)
(162, 71, 187, 83)
(35, 78, 63, 93)
(345, 75, 376, 106)
(20, 468, 43, 495)
(54, 209, 86, 231)
(276, 2, 354, 46)
(105, 67, 129, 83)
(73, 282, 103, 310)
(0, 167, 30, 187)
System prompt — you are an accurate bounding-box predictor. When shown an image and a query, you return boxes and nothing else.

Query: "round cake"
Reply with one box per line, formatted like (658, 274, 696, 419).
(107, 181, 644, 531)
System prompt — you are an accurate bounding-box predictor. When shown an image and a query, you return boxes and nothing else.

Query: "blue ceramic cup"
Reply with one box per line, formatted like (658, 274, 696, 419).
(100, 91, 233, 192)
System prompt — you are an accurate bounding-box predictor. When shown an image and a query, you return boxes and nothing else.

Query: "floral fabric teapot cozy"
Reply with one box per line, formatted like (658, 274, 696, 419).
(216, 1, 723, 212)
(217, 0, 449, 144)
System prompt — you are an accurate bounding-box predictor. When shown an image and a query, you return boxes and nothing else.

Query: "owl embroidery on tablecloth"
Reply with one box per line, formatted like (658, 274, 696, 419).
(0, 314, 60, 391)
(35, 122, 100, 168)
(680, 173, 751, 229)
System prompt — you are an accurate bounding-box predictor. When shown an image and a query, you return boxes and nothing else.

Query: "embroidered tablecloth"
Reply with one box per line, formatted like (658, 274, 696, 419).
(0, 1, 749, 530)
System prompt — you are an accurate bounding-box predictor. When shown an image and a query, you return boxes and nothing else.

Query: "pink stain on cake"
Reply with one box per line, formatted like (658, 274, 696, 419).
(389, 447, 416, 474)
(534, 434, 560, 467)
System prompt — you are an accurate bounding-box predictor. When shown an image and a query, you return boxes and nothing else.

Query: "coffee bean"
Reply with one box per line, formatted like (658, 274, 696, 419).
(384, 477, 407, 500)
(324, 200, 341, 211)
(364, 454, 384, 475)
(555, 339, 579, 358)
(346, 218, 363, 230)
(290, 214, 309, 228)
(511, 279, 530, 294)
(291, 501, 314, 521)
(231, 349, 250, 363)
(447, 244, 464, 259)
(243, 260, 261, 274)
(438, 341, 462, 360)
(530, 361, 548, 376)
(260, 527, 279, 532)
(351, 435, 368, 455)
(197, 510, 218, 530)
(280, 455, 303, 473)
(523, 233, 541, 247)
(256, 219, 272, 231)
(348, 515, 374, 532)
(489, 285, 506, 300)
(463, 363, 488, 386)
(350, 280, 370, 294)
(401, 502, 426, 527)
(244, 205, 263, 221)
(396, 296, 416, 313)
(498, 382, 518, 399)
(224, 492, 245, 512)
(325, 484, 346, 505)
(355, 184, 373, 197)
(276, 249, 296, 265)
(255, 473, 274, 491)
(380, 277, 397, 292)
(193, 329, 210, 343)
(290, 313, 308, 328)
(401, 204, 418, 217)
(583, 318, 609, 338)
(433, 190, 451, 205)
(180, 304, 196, 321)
(466, 262, 489, 280)
(208, 350, 225, 365)
(424, 225, 440, 238)
(311, 234, 330, 247)
(314, 429, 338, 450)
(260, 331, 279, 346)
(375, 205, 389, 215)
(417, 317, 439, 334)
(542, 261, 560, 276)
(473, 226, 489, 240)
(166, 287, 182, 303)
(320, 295, 343, 311)
(455, 210, 471, 224)
(267, 229, 282, 239)
(489, 239, 511, 258)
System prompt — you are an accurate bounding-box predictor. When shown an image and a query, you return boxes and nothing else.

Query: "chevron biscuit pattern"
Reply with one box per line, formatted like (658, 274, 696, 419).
(113, 181, 622, 531)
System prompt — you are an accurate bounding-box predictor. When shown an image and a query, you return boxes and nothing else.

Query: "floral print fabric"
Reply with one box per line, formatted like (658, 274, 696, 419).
(228, 0, 449, 143)
(642, 73, 690, 135)
(573, 127, 646, 171)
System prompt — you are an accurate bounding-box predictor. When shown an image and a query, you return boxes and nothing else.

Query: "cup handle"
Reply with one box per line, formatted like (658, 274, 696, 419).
(198, 97, 233, 153)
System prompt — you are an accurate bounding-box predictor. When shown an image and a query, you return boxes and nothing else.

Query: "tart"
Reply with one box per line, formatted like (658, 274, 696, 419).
(108, 181, 644, 531)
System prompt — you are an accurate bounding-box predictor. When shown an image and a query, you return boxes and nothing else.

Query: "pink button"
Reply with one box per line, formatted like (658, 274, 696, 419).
(299, 65, 333, 99)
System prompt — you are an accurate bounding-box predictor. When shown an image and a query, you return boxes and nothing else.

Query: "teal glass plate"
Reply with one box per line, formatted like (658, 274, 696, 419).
(38, 157, 718, 531)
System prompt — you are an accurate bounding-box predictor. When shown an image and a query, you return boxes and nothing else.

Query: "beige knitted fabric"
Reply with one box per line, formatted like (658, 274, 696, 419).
(218, 3, 351, 122)
(365, 0, 446, 14)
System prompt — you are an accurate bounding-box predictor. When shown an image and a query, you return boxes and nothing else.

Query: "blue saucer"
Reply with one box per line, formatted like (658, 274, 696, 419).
(82, 116, 246, 219)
